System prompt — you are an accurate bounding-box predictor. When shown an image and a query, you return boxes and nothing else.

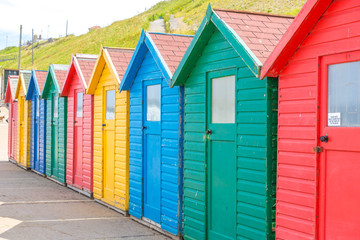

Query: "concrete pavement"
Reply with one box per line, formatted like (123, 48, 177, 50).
(0, 122, 169, 240)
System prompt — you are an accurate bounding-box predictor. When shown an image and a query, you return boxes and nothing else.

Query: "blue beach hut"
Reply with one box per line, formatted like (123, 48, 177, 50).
(26, 70, 48, 175)
(119, 30, 193, 236)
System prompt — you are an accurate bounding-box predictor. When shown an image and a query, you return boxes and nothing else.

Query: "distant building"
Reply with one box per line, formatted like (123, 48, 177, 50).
(1, 69, 19, 100)
(88, 26, 101, 31)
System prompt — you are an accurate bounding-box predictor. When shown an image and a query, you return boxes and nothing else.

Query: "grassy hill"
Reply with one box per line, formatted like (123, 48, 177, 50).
(0, 0, 306, 71)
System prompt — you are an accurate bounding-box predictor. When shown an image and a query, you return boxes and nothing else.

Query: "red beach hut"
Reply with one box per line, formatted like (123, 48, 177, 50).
(5, 75, 19, 163)
(61, 54, 97, 197)
(261, 0, 360, 239)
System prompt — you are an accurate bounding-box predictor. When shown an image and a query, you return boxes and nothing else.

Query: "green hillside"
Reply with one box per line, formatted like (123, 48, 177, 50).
(0, 0, 305, 71)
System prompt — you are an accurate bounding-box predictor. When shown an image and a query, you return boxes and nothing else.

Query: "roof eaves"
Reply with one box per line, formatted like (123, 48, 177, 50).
(103, 48, 121, 85)
(119, 30, 147, 92)
(145, 32, 172, 84)
(260, 0, 331, 79)
(171, 3, 213, 87)
(86, 47, 105, 95)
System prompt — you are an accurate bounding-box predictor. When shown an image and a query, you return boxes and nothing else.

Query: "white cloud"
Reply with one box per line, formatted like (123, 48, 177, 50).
(0, 0, 164, 49)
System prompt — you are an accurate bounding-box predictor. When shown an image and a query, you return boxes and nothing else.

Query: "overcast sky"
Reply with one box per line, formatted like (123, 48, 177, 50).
(0, 0, 164, 50)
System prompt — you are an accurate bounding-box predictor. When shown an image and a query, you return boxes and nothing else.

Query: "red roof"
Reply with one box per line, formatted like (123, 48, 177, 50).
(34, 70, 47, 92)
(148, 33, 193, 74)
(105, 48, 134, 80)
(77, 56, 97, 85)
(260, 0, 332, 79)
(214, 9, 294, 64)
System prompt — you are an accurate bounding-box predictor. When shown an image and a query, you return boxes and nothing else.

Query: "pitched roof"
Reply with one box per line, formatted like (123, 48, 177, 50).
(52, 64, 69, 88)
(120, 31, 194, 91)
(260, 0, 332, 79)
(105, 47, 134, 80)
(87, 47, 135, 94)
(76, 54, 98, 85)
(214, 9, 294, 64)
(172, 5, 294, 87)
(21, 70, 32, 90)
(148, 33, 193, 74)
(34, 70, 48, 93)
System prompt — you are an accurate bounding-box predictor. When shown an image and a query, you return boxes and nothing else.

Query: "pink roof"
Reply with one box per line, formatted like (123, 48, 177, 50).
(54, 70, 68, 88)
(34, 71, 47, 92)
(105, 48, 134, 80)
(77, 57, 97, 85)
(214, 9, 294, 64)
(148, 33, 193, 74)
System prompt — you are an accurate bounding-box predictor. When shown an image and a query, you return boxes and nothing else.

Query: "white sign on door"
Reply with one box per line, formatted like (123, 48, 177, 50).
(328, 112, 341, 126)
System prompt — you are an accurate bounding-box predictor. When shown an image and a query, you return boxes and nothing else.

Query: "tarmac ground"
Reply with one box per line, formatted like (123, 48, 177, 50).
(0, 123, 169, 240)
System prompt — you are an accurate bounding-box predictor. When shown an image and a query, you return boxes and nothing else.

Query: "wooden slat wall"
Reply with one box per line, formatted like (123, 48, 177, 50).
(58, 97, 67, 183)
(276, 1, 360, 239)
(39, 99, 46, 173)
(45, 98, 52, 176)
(30, 96, 35, 169)
(83, 93, 94, 192)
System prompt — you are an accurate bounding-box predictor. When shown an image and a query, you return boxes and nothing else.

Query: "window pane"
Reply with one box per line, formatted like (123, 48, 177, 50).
(328, 61, 360, 127)
(212, 76, 235, 123)
(106, 90, 115, 120)
(54, 95, 58, 118)
(147, 84, 161, 121)
(76, 92, 83, 118)
(36, 97, 40, 117)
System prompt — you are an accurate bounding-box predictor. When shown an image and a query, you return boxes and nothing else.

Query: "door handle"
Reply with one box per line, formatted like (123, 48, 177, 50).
(74, 121, 77, 124)
(142, 126, 147, 130)
(206, 129, 212, 135)
(102, 124, 106, 127)
(320, 135, 329, 143)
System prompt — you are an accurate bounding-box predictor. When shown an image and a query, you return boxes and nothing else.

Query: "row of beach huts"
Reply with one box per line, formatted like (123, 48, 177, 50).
(5, 0, 360, 239)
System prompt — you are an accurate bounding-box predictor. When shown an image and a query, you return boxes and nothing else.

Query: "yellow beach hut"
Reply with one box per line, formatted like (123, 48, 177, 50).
(15, 70, 32, 169)
(86, 47, 134, 214)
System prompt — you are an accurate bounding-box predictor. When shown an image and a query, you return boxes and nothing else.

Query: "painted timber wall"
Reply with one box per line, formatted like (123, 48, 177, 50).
(261, 0, 360, 239)
(62, 54, 97, 195)
(27, 70, 47, 174)
(119, 31, 192, 235)
(15, 71, 32, 168)
(171, 7, 284, 239)
(87, 48, 133, 212)
(42, 65, 68, 183)
(5, 76, 18, 162)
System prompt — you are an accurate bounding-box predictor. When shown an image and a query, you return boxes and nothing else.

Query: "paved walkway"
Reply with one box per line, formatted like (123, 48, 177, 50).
(0, 123, 168, 240)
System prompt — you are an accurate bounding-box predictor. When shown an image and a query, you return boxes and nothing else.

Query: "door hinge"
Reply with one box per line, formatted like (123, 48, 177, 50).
(313, 146, 323, 153)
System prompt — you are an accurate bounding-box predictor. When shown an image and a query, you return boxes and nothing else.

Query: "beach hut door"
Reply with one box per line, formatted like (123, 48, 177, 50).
(102, 87, 115, 203)
(319, 53, 360, 239)
(74, 90, 83, 186)
(143, 81, 161, 223)
(34, 96, 40, 170)
(51, 94, 59, 177)
(206, 72, 236, 240)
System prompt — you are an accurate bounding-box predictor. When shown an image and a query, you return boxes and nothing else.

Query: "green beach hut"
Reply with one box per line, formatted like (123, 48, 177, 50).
(171, 6, 293, 240)
(41, 64, 69, 184)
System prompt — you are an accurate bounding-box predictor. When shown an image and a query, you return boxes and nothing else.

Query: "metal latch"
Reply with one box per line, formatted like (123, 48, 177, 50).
(313, 146, 323, 153)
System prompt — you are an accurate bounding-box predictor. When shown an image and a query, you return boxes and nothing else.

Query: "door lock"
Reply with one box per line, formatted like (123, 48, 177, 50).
(102, 123, 106, 127)
(142, 126, 147, 130)
(206, 129, 212, 135)
(320, 135, 329, 143)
